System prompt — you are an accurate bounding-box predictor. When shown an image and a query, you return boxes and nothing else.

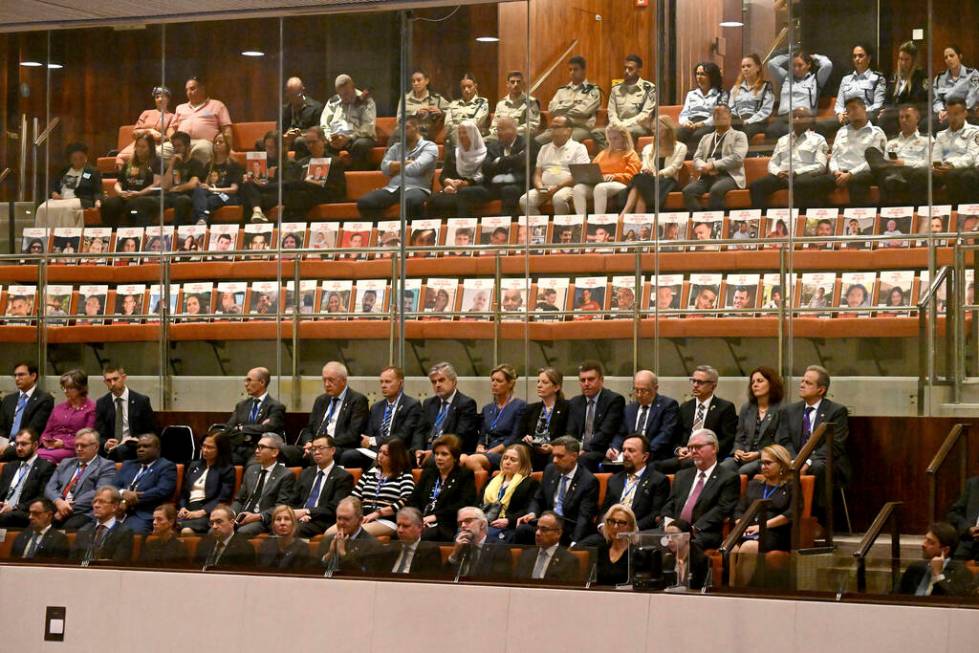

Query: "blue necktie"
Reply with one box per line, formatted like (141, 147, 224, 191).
(381, 403, 395, 439)
(555, 475, 569, 516)
(801, 406, 815, 446)
(319, 398, 338, 435)
(433, 401, 449, 434)
(10, 393, 28, 435)
(305, 470, 324, 509)
(248, 399, 261, 423)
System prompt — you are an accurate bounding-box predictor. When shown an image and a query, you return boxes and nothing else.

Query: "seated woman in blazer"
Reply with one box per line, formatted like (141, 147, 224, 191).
(727, 366, 784, 476)
(482, 444, 540, 543)
(258, 505, 311, 571)
(519, 367, 570, 470)
(177, 433, 236, 534)
(463, 364, 527, 472)
(409, 434, 477, 542)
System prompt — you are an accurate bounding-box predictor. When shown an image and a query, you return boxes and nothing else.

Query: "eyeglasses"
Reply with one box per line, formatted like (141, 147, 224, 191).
(687, 443, 708, 451)
(689, 378, 713, 386)
(632, 387, 654, 394)
(255, 444, 276, 451)
(606, 518, 631, 527)
(309, 445, 332, 452)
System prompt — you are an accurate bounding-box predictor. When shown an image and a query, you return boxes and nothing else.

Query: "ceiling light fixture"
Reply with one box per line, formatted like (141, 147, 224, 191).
(720, 21, 744, 27)
(241, 50, 265, 57)
(20, 61, 43, 67)
(475, 36, 499, 43)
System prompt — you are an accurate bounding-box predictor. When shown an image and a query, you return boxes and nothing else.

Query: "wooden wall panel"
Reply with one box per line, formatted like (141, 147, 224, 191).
(881, 0, 979, 77)
(674, 0, 724, 99)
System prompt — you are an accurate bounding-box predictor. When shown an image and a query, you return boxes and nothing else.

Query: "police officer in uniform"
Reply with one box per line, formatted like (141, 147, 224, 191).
(932, 45, 979, 132)
(488, 71, 540, 142)
(538, 56, 601, 145)
(818, 43, 885, 138)
(766, 50, 834, 140)
(594, 54, 656, 149)
(445, 74, 490, 147)
(865, 104, 931, 206)
(394, 69, 449, 143)
(320, 74, 377, 171)
(932, 98, 979, 204)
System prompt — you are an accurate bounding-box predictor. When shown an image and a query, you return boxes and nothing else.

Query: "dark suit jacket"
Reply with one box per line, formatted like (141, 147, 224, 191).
(948, 476, 979, 560)
(514, 545, 581, 582)
(662, 464, 740, 549)
(294, 464, 353, 532)
(566, 389, 626, 454)
(897, 559, 974, 596)
(111, 457, 177, 522)
(44, 455, 118, 516)
(224, 394, 287, 447)
(415, 391, 480, 454)
(231, 462, 297, 522)
(612, 395, 680, 459)
(365, 394, 423, 447)
(776, 398, 850, 483)
(410, 465, 477, 528)
(178, 461, 236, 512)
(316, 528, 377, 573)
(886, 69, 929, 107)
(520, 399, 570, 443)
(733, 401, 782, 454)
(529, 464, 599, 545)
(139, 536, 188, 566)
(11, 527, 70, 560)
(678, 395, 739, 459)
(49, 165, 103, 208)
(94, 389, 157, 448)
(72, 520, 134, 563)
(601, 464, 671, 531)
(372, 540, 444, 576)
(0, 456, 55, 512)
(299, 389, 370, 449)
(446, 541, 512, 579)
(0, 387, 55, 439)
(196, 532, 256, 570)
(257, 537, 311, 571)
(482, 134, 538, 190)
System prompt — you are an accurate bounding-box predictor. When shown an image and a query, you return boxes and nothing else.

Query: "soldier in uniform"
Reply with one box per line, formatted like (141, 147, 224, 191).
(488, 71, 540, 142)
(320, 74, 377, 171)
(394, 69, 449, 143)
(538, 56, 601, 145)
(596, 54, 656, 149)
(444, 74, 490, 147)
(879, 41, 929, 136)
(819, 43, 886, 138)
(932, 45, 979, 132)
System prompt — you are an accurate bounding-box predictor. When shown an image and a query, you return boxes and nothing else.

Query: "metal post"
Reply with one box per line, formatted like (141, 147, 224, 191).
(633, 248, 642, 373)
(292, 256, 302, 412)
(493, 252, 502, 366)
(396, 10, 411, 369)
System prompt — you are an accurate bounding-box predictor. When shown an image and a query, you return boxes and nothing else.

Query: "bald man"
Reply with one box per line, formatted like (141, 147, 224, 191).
(608, 370, 680, 462)
(224, 367, 287, 465)
(282, 76, 324, 153)
(298, 362, 369, 467)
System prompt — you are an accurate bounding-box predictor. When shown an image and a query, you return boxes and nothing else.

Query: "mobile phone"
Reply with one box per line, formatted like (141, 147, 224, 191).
(888, 151, 898, 160)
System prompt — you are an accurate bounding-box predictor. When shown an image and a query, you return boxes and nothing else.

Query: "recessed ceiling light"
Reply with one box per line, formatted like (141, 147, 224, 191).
(20, 61, 43, 67)
(720, 21, 744, 27)
(241, 50, 265, 57)
(47, 63, 63, 70)
(475, 36, 499, 43)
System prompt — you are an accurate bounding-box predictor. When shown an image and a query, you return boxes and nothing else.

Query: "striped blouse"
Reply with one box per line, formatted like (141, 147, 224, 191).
(351, 469, 415, 516)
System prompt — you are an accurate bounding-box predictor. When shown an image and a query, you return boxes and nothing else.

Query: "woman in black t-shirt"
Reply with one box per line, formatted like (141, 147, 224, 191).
(100, 134, 161, 227)
(191, 133, 242, 225)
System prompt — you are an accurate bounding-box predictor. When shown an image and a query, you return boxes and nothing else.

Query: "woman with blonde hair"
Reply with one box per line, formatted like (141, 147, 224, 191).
(258, 505, 311, 571)
(481, 444, 540, 542)
(618, 116, 687, 218)
(572, 123, 641, 215)
(464, 364, 527, 472)
(592, 503, 637, 586)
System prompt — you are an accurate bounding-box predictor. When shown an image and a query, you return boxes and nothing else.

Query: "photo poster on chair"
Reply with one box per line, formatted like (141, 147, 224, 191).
(585, 214, 619, 253)
(619, 213, 655, 253)
(421, 278, 459, 320)
(499, 278, 529, 321)
(760, 273, 790, 312)
(284, 280, 318, 316)
(877, 270, 916, 317)
(460, 278, 495, 320)
(21, 227, 49, 257)
(278, 222, 307, 259)
(687, 273, 722, 318)
(147, 284, 178, 321)
(179, 282, 213, 322)
(114, 227, 144, 266)
(657, 212, 689, 251)
(533, 277, 569, 321)
(143, 226, 174, 256)
(51, 227, 82, 264)
(320, 280, 354, 319)
(400, 278, 422, 316)
(81, 227, 112, 265)
(689, 211, 723, 251)
(3, 285, 37, 323)
(798, 272, 837, 318)
(550, 214, 584, 254)
(609, 276, 639, 317)
(445, 217, 478, 257)
(176, 225, 206, 261)
(308, 222, 340, 260)
(246, 151, 268, 182)
(515, 214, 549, 254)
(338, 221, 372, 260)
(207, 224, 239, 261)
(479, 215, 512, 256)
(215, 282, 247, 319)
(839, 272, 876, 319)
(571, 276, 608, 321)
(802, 208, 839, 250)
(763, 208, 797, 249)
(877, 207, 914, 249)
(841, 207, 877, 250)
(408, 218, 442, 258)
(113, 284, 147, 323)
(648, 274, 684, 313)
(247, 281, 280, 318)
(45, 284, 74, 325)
(76, 285, 109, 325)
(241, 223, 274, 259)
(955, 204, 979, 244)
(727, 209, 761, 251)
(374, 220, 402, 260)
(919, 204, 953, 232)
(354, 279, 389, 318)
(722, 273, 760, 316)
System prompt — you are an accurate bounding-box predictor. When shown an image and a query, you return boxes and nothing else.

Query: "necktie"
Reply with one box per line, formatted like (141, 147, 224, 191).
(24, 532, 40, 559)
(10, 393, 28, 435)
(532, 548, 550, 579)
(555, 475, 569, 516)
(129, 464, 148, 491)
(915, 567, 934, 596)
(621, 474, 639, 507)
(381, 402, 394, 439)
(693, 403, 706, 431)
(62, 462, 87, 499)
(636, 405, 650, 434)
(433, 400, 449, 435)
(319, 398, 339, 435)
(114, 396, 125, 439)
(306, 470, 324, 509)
(394, 543, 411, 574)
(801, 406, 815, 447)
(583, 399, 596, 446)
(209, 540, 226, 567)
(680, 472, 707, 523)
(248, 470, 268, 512)
(6, 462, 29, 503)
(92, 524, 108, 559)
(249, 399, 261, 424)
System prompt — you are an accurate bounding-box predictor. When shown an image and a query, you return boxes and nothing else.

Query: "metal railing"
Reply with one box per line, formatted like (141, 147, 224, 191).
(853, 501, 902, 594)
(719, 498, 771, 587)
(926, 423, 971, 525)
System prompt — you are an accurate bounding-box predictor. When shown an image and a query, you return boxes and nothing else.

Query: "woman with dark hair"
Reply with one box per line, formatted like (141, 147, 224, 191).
(933, 44, 979, 128)
(36, 142, 103, 228)
(481, 444, 539, 542)
(100, 133, 162, 227)
(729, 54, 774, 141)
(38, 369, 95, 464)
(521, 367, 570, 469)
(464, 364, 527, 472)
(116, 86, 176, 168)
(409, 434, 477, 541)
(395, 68, 449, 141)
(177, 433, 235, 534)
(140, 503, 188, 566)
(677, 62, 727, 152)
(258, 505, 311, 571)
(767, 49, 834, 139)
(728, 366, 783, 475)
(819, 43, 886, 138)
(340, 438, 415, 539)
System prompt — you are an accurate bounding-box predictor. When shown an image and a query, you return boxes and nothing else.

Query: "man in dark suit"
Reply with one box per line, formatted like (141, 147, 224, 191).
(293, 435, 353, 537)
(517, 436, 599, 546)
(373, 507, 443, 576)
(0, 429, 56, 527)
(318, 496, 378, 573)
(659, 364, 738, 474)
(44, 428, 118, 530)
(11, 498, 70, 560)
(223, 367, 287, 465)
(110, 434, 177, 534)
(231, 434, 296, 536)
(481, 115, 538, 216)
(94, 366, 158, 462)
(297, 361, 369, 467)
(947, 475, 979, 561)
(343, 365, 422, 469)
(195, 505, 256, 570)
(413, 362, 479, 464)
(515, 511, 581, 582)
(608, 370, 679, 462)
(897, 522, 974, 596)
(600, 435, 670, 532)
(566, 360, 626, 471)
(71, 487, 135, 564)
(661, 428, 740, 550)
(445, 506, 512, 579)
(0, 361, 55, 458)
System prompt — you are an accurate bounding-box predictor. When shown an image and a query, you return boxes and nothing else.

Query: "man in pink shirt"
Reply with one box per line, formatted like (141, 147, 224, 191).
(169, 77, 233, 165)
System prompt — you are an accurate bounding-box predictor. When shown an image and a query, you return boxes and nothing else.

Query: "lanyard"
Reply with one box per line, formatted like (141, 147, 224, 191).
(761, 483, 780, 500)
(488, 396, 513, 432)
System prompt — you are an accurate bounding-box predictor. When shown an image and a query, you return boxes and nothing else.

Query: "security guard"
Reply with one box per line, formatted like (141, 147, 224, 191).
(444, 74, 490, 146)
(678, 62, 728, 151)
(833, 44, 886, 124)
(865, 104, 931, 206)
(932, 45, 979, 127)
(594, 53, 656, 149)
(729, 55, 774, 141)
(538, 55, 602, 145)
(766, 51, 833, 140)
(932, 98, 979, 204)
(488, 71, 540, 142)
(394, 69, 449, 142)
(320, 74, 377, 171)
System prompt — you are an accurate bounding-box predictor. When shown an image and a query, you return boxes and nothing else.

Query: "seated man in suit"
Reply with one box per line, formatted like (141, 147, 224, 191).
(317, 496, 378, 573)
(45, 428, 118, 530)
(71, 486, 135, 564)
(297, 361, 369, 467)
(0, 428, 56, 527)
(566, 360, 625, 472)
(515, 511, 581, 582)
(95, 366, 158, 462)
(445, 506, 512, 579)
(607, 370, 679, 463)
(947, 475, 979, 561)
(659, 364, 738, 474)
(516, 436, 599, 546)
(374, 507, 443, 576)
(11, 498, 70, 561)
(0, 361, 55, 459)
(681, 104, 749, 212)
(110, 434, 177, 535)
(345, 365, 422, 469)
(231, 434, 297, 536)
(661, 428, 740, 550)
(195, 504, 256, 570)
(897, 522, 974, 597)
(413, 362, 479, 465)
(223, 367, 287, 465)
(293, 435, 353, 537)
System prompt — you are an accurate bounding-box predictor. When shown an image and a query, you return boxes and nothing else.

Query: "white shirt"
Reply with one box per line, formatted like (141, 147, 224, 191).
(685, 462, 716, 504)
(885, 131, 932, 169)
(535, 139, 590, 187)
(7, 453, 37, 504)
(370, 394, 402, 447)
(768, 130, 828, 176)
(189, 467, 209, 503)
(829, 122, 887, 174)
(693, 395, 714, 424)
(534, 543, 560, 578)
(933, 123, 979, 168)
(323, 388, 347, 436)
(111, 388, 131, 439)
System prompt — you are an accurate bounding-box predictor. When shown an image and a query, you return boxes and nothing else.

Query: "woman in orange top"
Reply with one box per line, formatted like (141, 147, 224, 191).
(572, 124, 641, 214)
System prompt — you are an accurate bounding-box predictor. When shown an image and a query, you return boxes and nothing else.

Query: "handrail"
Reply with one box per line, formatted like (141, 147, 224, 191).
(917, 265, 953, 416)
(926, 423, 970, 525)
(528, 39, 579, 96)
(719, 498, 771, 588)
(789, 423, 833, 548)
(853, 501, 902, 593)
